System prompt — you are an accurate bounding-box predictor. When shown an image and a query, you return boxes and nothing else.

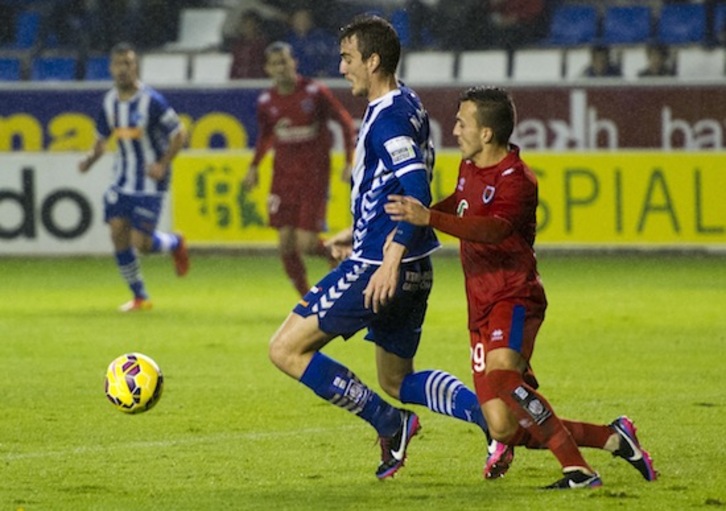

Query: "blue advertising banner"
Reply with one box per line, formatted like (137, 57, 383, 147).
(0, 85, 263, 151)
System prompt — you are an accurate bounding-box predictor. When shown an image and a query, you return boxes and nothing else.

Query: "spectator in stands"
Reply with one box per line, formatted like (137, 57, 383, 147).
(228, 9, 270, 79)
(431, 0, 489, 50)
(86, 0, 195, 52)
(582, 45, 622, 78)
(34, 0, 90, 57)
(283, 7, 339, 77)
(487, 0, 549, 49)
(400, 0, 438, 49)
(638, 43, 675, 77)
(0, 0, 20, 45)
(219, 0, 286, 44)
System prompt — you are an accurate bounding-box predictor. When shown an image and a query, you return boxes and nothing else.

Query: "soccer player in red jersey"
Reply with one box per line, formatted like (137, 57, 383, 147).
(385, 86, 658, 488)
(243, 41, 356, 297)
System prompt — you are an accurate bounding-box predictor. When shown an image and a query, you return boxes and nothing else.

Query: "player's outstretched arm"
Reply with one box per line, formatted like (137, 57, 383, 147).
(385, 194, 430, 226)
(386, 194, 512, 244)
(78, 139, 106, 173)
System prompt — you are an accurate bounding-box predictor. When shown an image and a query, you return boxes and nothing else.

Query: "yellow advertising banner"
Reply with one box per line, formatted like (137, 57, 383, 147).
(172, 151, 726, 247)
(172, 152, 353, 245)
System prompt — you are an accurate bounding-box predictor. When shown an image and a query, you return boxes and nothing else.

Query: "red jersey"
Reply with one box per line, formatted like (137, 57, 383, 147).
(432, 146, 546, 331)
(252, 77, 355, 199)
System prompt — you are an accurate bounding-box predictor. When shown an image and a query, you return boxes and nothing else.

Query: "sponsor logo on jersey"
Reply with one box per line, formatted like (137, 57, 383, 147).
(456, 199, 469, 217)
(384, 136, 416, 165)
(457, 177, 465, 191)
(491, 328, 504, 341)
(114, 127, 143, 140)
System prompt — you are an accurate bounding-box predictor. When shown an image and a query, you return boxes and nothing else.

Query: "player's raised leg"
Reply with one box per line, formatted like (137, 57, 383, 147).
(150, 230, 189, 276)
(269, 309, 412, 479)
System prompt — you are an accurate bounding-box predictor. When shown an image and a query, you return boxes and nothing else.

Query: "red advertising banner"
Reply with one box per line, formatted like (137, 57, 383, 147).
(333, 84, 726, 150)
(0, 83, 724, 151)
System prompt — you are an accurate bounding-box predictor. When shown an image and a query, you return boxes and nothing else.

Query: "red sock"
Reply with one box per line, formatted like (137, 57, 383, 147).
(281, 251, 309, 297)
(561, 420, 613, 449)
(509, 421, 612, 450)
(488, 369, 593, 472)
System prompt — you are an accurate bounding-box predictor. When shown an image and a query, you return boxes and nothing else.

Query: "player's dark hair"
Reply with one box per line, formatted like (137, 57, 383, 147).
(459, 86, 515, 146)
(339, 15, 400, 75)
(265, 41, 294, 59)
(110, 42, 136, 56)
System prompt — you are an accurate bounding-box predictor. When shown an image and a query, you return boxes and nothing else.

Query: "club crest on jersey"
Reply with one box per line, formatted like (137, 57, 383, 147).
(300, 98, 314, 113)
(482, 185, 496, 204)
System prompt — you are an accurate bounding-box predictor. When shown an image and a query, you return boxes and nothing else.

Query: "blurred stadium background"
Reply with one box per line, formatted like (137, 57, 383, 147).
(1, 0, 725, 255)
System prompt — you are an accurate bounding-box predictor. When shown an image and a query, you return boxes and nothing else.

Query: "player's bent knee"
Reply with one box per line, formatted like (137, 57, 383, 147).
(268, 333, 291, 370)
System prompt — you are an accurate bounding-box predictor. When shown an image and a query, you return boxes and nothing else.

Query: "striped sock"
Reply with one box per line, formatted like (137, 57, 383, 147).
(115, 248, 148, 299)
(300, 352, 401, 436)
(400, 370, 489, 435)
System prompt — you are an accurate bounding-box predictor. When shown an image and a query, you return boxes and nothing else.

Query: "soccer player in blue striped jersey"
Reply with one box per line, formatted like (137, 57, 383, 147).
(79, 42, 189, 312)
(268, 15, 511, 480)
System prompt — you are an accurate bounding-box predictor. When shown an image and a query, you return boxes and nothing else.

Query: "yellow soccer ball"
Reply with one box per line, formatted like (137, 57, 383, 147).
(104, 353, 164, 414)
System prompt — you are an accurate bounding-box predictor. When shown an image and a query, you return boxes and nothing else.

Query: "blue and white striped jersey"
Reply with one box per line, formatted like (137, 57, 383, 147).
(350, 85, 440, 264)
(96, 83, 182, 195)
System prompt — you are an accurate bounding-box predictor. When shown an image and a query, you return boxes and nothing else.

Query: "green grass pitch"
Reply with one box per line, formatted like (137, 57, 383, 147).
(1, 252, 725, 510)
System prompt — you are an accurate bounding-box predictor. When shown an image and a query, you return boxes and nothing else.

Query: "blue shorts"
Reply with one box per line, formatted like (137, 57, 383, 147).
(293, 257, 433, 359)
(103, 188, 163, 235)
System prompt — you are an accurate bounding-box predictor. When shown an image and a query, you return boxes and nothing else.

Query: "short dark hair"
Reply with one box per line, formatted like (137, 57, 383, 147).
(339, 15, 400, 75)
(110, 42, 136, 56)
(264, 41, 293, 59)
(459, 86, 515, 145)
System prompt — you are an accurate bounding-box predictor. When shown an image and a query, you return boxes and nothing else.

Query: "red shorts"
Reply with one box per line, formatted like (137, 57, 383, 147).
(267, 191, 327, 232)
(469, 299, 545, 403)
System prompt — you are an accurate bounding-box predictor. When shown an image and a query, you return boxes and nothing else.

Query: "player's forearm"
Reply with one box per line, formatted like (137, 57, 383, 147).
(159, 128, 186, 167)
(431, 194, 458, 214)
(82, 139, 106, 168)
(381, 239, 406, 268)
(251, 139, 271, 166)
(392, 170, 432, 247)
(428, 210, 512, 244)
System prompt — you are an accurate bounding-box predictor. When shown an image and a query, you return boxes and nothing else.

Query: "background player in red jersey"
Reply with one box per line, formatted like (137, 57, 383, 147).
(243, 41, 356, 297)
(385, 86, 658, 488)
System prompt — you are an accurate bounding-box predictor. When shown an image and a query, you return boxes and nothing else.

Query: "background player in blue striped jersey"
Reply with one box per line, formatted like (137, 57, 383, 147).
(268, 15, 510, 480)
(78, 42, 189, 312)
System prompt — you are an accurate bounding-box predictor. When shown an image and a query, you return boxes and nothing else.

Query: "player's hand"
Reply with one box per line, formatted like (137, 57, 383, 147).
(146, 162, 166, 181)
(364, 260, 398, 313)
(78, 157, 92, 173)
(326, 240, 352, 262)
(242, 166, 259, 191)
(324, 227, 353, 262)
(340, 163, 352, 183)
(363, 241, 404, 313)
(385, 195, 430, 226)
